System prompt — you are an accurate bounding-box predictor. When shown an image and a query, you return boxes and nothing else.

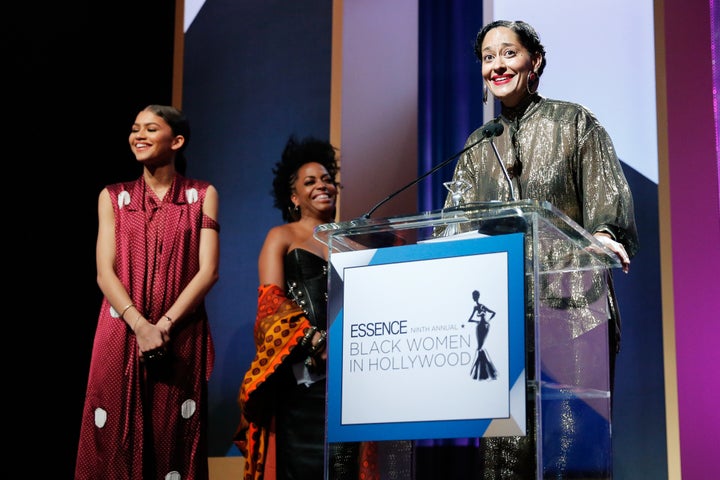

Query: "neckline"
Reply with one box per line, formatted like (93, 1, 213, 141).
(500, 93, 542, 123)
(286, 248, 327, 262)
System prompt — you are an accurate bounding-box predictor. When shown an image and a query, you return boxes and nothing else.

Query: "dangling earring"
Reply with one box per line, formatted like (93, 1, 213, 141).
(288, 204, 300, 219)
(527, 71, 539, 95)
(483, 85, 488, 104)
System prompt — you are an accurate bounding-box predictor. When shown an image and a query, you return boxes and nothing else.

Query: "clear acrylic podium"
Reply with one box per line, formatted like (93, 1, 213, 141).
(315, 200, 621, 479)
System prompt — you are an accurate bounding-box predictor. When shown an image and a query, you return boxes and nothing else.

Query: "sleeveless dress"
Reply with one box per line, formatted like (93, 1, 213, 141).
(275, 249, 334, 480)
(75, 175, 218, 480)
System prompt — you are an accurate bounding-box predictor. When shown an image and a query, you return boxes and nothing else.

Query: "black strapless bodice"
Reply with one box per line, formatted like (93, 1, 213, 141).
(284, 249, 328, 330)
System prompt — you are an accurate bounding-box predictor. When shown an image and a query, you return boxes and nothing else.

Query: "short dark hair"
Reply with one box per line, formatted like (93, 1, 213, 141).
(272, 135, 340, 222)
(474, 20, 547, 77)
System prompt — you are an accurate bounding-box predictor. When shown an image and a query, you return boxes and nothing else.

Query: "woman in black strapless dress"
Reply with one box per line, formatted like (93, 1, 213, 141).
(235, 135, 360, 480)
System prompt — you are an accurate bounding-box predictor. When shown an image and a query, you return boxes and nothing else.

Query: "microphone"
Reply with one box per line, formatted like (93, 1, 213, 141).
(480, 121, 504, 139)
(361, 120, 504, 219)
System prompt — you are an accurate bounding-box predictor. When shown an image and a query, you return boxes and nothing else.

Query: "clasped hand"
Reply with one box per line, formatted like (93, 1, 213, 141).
(135, 316, 173, 361)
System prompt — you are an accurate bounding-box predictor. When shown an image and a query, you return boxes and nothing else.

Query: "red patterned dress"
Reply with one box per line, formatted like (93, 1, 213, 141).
(75, 175, 218, 480)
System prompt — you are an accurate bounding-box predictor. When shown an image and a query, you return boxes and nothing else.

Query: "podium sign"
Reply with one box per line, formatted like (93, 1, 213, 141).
(315, 200, 622, 479)
(326, 233, 526, 441)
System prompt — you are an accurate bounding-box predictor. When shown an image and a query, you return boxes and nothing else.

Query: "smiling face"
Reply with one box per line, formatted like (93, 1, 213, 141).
(129, 109, 184, 166)
(480, 26, 542, 108)
(290, 161, 338, 221)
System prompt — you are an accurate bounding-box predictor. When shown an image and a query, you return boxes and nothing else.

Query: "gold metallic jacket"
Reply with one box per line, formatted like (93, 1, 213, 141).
(444, 93, 639, 352)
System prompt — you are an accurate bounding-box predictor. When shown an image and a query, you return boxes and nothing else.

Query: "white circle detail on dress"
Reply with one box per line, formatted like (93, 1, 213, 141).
(94, 407, 107, 428)
(181, 399, 196, 419)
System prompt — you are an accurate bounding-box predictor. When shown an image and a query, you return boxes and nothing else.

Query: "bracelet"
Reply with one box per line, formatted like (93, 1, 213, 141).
(132, 313, 143, 332)
(162, 314, 173, 324)
(307, 329, 327, 357)
(120, 303, 135, 319)
(299, 326, 318, 350)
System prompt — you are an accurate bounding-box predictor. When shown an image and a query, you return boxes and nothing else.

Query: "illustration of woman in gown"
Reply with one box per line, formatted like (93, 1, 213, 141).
(468, 289, 497, 380)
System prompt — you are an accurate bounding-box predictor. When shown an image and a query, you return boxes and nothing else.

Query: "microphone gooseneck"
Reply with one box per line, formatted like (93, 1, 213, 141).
(361, 119, 504, 219)
(488, 128, 516, 201)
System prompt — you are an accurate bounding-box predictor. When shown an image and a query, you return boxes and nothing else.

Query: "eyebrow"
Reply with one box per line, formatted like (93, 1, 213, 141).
(303, 174, 328, 179)
(483, 41, 517, 51)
